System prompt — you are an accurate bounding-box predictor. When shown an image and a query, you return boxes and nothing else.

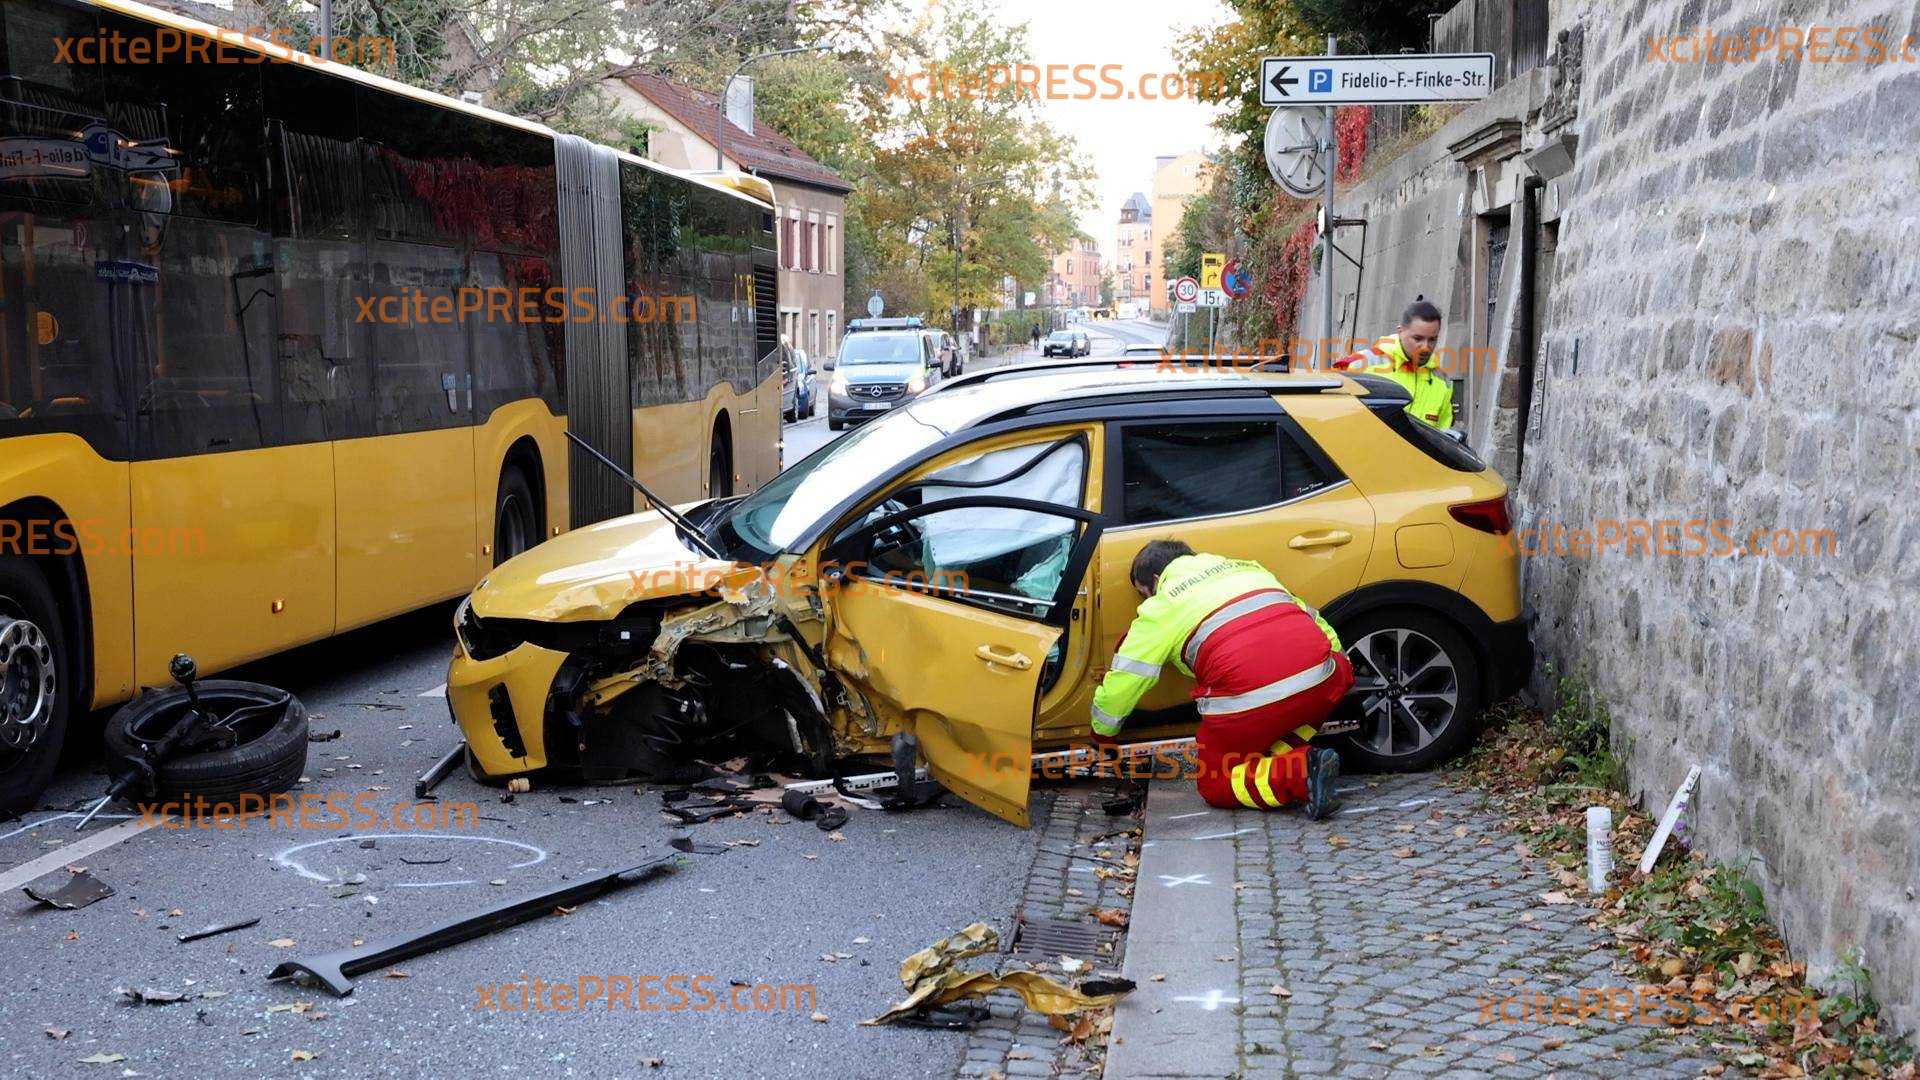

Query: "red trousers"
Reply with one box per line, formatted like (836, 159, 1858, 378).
(1190, 645, 1359, 807)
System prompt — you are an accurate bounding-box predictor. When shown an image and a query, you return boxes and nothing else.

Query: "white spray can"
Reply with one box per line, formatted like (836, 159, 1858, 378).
(1586, 806, 1614, 894)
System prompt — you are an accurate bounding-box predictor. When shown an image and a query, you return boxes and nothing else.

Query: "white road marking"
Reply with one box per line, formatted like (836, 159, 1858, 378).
(1174, 990, 1240, 1011)
(0, 811, 136, 844)
(274, 833, 548, 888)
(1189, 827, 1256, 841)
(1159, 873, 1211, 887)
(420, 683, 447, 698)
(1396, 798, 1435, 809)
(1337, 805, 1384, 816)
(1166, 810, 1212, 821)
(0, 814, 166, 893)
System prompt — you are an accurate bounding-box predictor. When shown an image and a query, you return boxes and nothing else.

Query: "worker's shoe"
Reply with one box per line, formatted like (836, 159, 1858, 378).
(1304, 747, 1341, 821)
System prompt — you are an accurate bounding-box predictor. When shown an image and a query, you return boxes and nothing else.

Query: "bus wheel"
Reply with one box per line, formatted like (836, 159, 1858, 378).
(0, 559, 70, 815)
(494, 467, 538, 566)
(708, 429, 733, 498)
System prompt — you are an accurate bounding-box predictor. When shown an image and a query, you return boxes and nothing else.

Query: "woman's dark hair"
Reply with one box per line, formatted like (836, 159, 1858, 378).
(1130, 539, 1196, 592)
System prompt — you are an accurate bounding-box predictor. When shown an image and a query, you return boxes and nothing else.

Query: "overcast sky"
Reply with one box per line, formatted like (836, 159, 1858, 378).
(1002, 0, 1234, 251)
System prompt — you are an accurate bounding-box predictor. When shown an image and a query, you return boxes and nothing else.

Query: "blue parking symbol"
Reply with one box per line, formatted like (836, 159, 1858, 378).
(1309, 68, 1331, 93)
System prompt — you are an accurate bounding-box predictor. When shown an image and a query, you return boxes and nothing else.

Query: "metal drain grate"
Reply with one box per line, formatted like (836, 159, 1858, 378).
(1006, 916, 1118, 959)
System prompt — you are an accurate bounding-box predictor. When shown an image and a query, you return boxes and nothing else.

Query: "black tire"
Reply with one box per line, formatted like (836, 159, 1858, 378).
(1327, 607, 1484, 773)
(708, 429, 732, 498)
(828, 416, 844, 432)
(0, 558, 70, 815)
(103, 680, 308, 802)
(493, 466, 539, 566)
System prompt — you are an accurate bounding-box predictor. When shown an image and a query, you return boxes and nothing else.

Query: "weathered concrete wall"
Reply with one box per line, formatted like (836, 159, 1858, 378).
(1524, 0, 1920, 1029)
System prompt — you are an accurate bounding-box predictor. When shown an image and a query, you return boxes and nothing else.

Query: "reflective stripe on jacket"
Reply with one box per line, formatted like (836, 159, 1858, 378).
(1336, 334, 1453, 429)
(1090, 554, 1338, 736)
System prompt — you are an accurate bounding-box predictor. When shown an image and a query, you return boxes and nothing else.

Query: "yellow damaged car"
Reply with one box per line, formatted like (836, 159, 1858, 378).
(448, 362, 1531, 825)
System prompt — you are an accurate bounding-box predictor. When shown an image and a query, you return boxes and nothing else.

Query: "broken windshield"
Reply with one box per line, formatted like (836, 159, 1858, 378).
(718, 407, 954, 557)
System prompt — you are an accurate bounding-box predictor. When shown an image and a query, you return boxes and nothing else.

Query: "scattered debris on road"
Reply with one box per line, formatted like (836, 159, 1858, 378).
(23, 868, 114, 910)
(177, 916, 261, 943)
(864, 922, 1133, 1027)
(268, 858, 677, 996)
(414, 742, 465, 798)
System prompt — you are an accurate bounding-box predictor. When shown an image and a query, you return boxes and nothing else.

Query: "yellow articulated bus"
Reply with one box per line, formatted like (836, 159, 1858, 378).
(0, 0, 781, 810)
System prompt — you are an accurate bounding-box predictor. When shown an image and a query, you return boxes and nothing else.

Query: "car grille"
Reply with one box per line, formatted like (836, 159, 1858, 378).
(849, 383, 904, 400)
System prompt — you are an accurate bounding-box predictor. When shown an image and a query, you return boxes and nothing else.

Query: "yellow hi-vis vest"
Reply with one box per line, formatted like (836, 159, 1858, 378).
(1090, 553, 1338, 737)
(1355, 335, 1453, 429)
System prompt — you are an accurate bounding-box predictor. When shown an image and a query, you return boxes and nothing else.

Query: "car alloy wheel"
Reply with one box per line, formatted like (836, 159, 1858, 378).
(1345, 627, 1459, 758)
(0, 615, 57, 754)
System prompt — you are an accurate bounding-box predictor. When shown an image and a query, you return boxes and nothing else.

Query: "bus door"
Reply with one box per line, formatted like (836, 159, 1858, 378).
(107, 31, 337, 684)
(333, 238, 478, 627)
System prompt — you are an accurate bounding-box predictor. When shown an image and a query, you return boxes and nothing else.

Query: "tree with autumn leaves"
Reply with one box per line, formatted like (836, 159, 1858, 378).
(1168, 0, 1451, 353)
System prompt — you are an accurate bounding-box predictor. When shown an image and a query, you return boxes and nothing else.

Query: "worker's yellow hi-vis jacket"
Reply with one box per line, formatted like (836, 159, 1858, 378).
(1090, 554, 1339, 737)
(1343, 335, 1454, 429)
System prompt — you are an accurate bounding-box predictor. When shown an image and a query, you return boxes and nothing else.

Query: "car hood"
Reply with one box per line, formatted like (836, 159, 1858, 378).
(469, 505, 750, 623)
(837, 363, 920, 382)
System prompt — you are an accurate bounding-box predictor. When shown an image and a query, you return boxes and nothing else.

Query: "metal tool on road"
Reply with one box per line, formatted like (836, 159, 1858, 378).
(415, 741, 466, 799)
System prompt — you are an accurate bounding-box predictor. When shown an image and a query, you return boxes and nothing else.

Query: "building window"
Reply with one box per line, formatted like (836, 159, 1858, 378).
(825, 219, 837, 274)
(826, 311, 837, 355)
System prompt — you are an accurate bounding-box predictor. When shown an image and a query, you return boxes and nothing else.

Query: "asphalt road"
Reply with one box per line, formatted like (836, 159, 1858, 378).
(0, 319, 1165, 1080)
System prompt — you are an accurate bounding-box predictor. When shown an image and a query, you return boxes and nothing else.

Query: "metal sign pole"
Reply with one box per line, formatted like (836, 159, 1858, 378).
(1320, 34, 1336, 370)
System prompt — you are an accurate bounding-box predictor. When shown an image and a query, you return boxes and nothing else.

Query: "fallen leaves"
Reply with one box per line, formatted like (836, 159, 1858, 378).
(1267, 984, 1291, 998)
(268, 938, 296, 949)
(77, 1053, 126, 1065)
(1093, 908, 1128, 929)
(45, 1027, 70, 1040)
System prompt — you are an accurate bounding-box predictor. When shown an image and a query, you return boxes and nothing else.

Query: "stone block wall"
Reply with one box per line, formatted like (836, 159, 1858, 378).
(1523, 0, 1920, 1029)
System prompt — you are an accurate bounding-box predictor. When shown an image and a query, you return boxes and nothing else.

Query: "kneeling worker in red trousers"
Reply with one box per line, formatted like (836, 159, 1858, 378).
(1090, 540, 1353, 818)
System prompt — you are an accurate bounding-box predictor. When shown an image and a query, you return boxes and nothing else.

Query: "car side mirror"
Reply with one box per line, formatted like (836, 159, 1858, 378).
(822, 359, 835, 371)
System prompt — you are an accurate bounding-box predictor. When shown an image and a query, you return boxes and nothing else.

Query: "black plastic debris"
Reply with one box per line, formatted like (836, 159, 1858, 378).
(896, 1003, 991, 1030)
(668, 837, 727, 855)
(269, 859, 675, 996)
(414, 743, 464, 798)
(660, 792, 749, 825)
(309, 729, 343, 743)
(1080, 977, 1138, 997)
(177, 916, 260, 943)
(781, 789, 852, 832)
(23, 870, 114, 910)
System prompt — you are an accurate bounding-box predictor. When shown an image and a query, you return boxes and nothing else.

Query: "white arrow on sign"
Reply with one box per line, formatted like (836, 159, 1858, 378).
(1260, 53, 1494, 106)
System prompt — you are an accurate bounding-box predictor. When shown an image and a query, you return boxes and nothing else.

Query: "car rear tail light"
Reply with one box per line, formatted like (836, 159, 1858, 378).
(1449, 496, 1512, 535)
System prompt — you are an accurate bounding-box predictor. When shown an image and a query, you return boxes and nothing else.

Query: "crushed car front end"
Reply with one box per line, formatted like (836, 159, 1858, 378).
(447, 503, 843, 786)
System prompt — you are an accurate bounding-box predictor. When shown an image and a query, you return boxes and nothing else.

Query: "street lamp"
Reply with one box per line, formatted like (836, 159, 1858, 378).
(714, 46, 828, 172)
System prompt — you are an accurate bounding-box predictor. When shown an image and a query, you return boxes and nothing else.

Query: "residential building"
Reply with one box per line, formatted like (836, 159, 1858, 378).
(1114, 193, 1153, 307)
(1148, 151, 1212, 315)
(607, 74, 852, 361)
(1049, 238, 1103, 308)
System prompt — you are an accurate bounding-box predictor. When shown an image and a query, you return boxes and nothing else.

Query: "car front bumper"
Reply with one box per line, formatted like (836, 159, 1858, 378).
(448, 642, 569, 779)
(829, 390, 907, 422)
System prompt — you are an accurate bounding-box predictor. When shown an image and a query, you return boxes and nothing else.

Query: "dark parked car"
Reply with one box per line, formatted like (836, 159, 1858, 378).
(1043, 330, 1090, 358)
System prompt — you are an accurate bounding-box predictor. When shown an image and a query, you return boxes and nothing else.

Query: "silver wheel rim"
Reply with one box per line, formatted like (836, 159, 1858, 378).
(1345, 628, 1458, 757)
(0, 616, 57, 753)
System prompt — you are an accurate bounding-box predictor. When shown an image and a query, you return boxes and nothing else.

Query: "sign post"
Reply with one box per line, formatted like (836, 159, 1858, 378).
(1259, 47, 1492, 368)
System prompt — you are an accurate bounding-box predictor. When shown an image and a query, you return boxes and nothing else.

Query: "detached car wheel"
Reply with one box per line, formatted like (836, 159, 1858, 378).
(103, 680, 308, 802)
(1328, 607, 1484, 772)
(0, 559, 69, 815)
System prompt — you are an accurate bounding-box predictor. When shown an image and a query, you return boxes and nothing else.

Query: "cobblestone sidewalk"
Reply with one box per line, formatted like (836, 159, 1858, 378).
(957, 783, 1142, 1079)
(1113, 772, 1729, 1079)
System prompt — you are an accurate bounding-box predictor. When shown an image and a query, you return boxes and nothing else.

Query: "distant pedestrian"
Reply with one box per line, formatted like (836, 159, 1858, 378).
(1029, 323, 1042, 350)
(1334, 296, 1453, 429)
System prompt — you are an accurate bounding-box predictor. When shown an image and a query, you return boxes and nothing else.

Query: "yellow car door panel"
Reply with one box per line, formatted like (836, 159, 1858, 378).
(822, 494, 1106, 826)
